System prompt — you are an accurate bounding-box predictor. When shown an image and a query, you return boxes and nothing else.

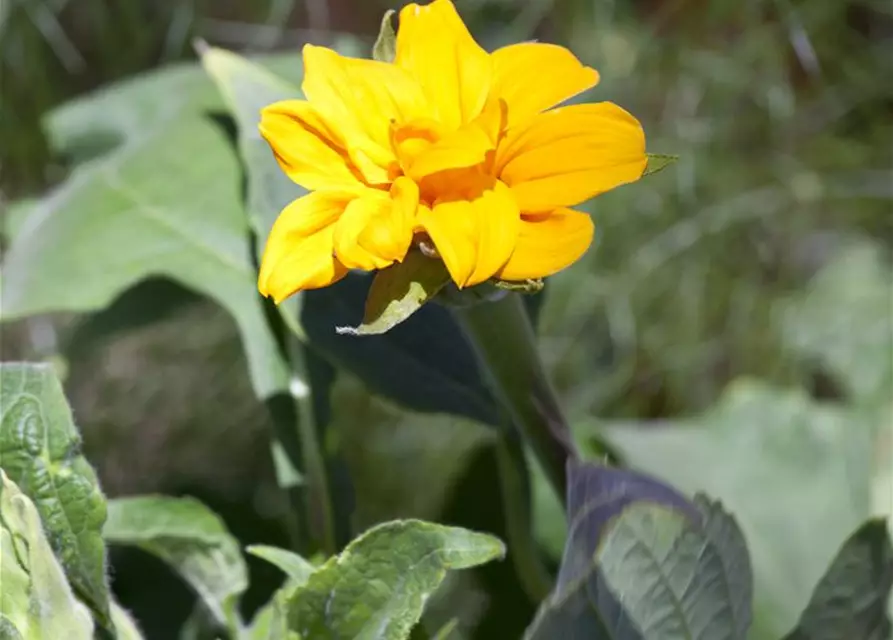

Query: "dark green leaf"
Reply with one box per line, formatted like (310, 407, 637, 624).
(0, 60, 291, 399)
(782, 519, 892, 640)
(373, 10, 397, 63)
(246, 545, 315, 586)
(337, 252, 451, 336)
(0, 363, 112, 631)
(0, 471, 96, 640)
(103, 495, 248, 632)
(602, 381, 877, 636)
(285, 519, 505, 640)
(524, 460, 702, 640)
(643, 153, 678, 177)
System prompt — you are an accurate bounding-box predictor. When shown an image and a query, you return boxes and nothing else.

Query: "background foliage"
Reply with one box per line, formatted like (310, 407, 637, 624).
(1, 0, 891, 638)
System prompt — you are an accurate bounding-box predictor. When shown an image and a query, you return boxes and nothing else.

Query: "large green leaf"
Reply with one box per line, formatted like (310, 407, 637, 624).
(0, 362, 112, 631)
(284, 519, 505, 639)
(0, 60, 289, 399)
(601, 380, 875, 637)
(782, 519, 892, 640)
(103, 495, 248, 633)
(0, 471, 95, 640)
(779, 237, 893, 404)
(525, 461, 752, 640)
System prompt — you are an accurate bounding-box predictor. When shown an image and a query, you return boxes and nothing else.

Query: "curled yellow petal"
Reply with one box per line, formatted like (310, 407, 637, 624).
(356, 178, 419, 263)
(259, 100, 363, 191)
(496, 209, 595, 281)
(302, 44, 429, 184)
(491, 43, 599, 127)
(396, 0, 492, 129)
(259, 213, 349, 303)
(419, 179, 519, 287)
(495, 102, 647, 212)
(258, 190, 355, 300)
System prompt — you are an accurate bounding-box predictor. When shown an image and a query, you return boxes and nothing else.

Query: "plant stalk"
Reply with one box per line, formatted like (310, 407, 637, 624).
(454, 292, 578, 508)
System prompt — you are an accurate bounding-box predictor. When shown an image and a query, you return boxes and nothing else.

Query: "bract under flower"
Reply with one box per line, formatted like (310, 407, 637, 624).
(257, 0, 646, 303)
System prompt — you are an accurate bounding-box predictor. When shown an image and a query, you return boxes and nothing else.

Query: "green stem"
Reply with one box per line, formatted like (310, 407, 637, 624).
(286, 335, 338, 556)
(454, 292, 578, 508)
(495, 433, 554, 603)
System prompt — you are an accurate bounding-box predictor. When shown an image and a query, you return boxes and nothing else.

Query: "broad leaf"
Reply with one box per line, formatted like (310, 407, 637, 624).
(527, 487, 752, 640)
(0, 59, 290, 399)
(337, 253, 452, 335)
(779, 238, 893, 404)
(284, 519, 505, 639)
(782, 519, 893, 640)
(246, 545, 315, 586)
(595, 502, 749, 640)
(103, 495, 248, 632)
(0, 471, 95, 640)
(199, 45, 303, 251)
(0, 363, 112, 631)
(601, 380, 876, 637)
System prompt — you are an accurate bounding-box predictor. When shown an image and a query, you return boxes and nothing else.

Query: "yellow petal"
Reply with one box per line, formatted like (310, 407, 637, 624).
(497, 209, 594, 281)
(491, 43, 599, 127)
(260, 100, 364, 191)
(301, 44, 429, 184)
(258, 191, 355, 298)
(259, 223, 348, 303)
(419, 180, 520, 287)
(495, 102, 646, 212)
(396, 0, 492, 129)
(356, 178, 419, 263)
(401, 124, 493, 182)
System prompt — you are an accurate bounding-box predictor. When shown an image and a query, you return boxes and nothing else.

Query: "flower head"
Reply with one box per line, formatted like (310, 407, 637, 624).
(258, 0, 646, 303)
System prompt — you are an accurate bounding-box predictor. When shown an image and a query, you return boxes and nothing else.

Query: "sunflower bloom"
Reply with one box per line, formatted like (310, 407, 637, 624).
(258, 0, 647, 303)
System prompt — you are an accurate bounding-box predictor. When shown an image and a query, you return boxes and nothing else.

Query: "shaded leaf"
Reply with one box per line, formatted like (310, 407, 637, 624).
(694, 496, 753, 639)
(285, 519, 505, 640)
(783, 519, 893, 640)
(103, 495, 248, 632)
(0, 363, 112, 631)
(302, 275, 501, 426)
(602, 380, 876, 636)
(643, 153, 678, 177)
(337, 253, 451, 336)
(0, 60, 291, 399)
(524, 460, 702, 639)
(246, 545, 315, 586)
(373, 10, 397, 63)
(0, 470, 94, 640)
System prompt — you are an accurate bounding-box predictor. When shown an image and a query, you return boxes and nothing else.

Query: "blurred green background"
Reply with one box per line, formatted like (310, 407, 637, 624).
(2, 0, 891, 638)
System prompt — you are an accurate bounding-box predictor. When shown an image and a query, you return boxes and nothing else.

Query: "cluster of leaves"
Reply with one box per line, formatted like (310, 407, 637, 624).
(2, 23, 891, 640)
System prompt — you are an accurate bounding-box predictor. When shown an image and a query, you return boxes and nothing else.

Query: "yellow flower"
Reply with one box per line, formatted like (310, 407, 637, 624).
(258, 0, 646, 303)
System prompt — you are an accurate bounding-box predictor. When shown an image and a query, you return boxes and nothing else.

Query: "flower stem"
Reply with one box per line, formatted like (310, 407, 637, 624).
(454, 292, 578, 508)
(495, 432, 554, 602)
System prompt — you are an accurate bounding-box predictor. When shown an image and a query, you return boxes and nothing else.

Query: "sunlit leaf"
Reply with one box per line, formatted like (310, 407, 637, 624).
(246, 545, 315, 587)
(0, 363, 112, 632)
(284, 519, 505, 639)
(103, 495, 248, 633)
(0, 471, 95, 640)
(0, 60, 292, 399)
(337, 252, 451, 336)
